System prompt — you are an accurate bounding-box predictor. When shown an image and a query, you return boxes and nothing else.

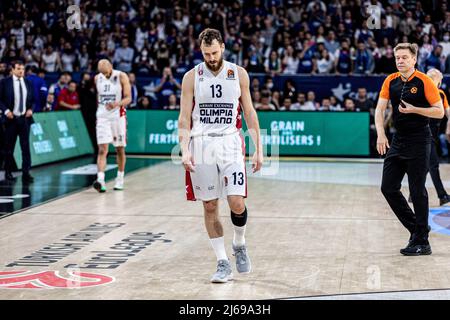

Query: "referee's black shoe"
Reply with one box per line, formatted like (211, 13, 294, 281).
(400, 242, 432, 256)
(439, 194, 450, 206)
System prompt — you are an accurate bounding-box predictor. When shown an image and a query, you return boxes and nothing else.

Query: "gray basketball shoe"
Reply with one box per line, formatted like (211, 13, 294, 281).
(210, 259, 233, 283)
(232, 244, 252, 273)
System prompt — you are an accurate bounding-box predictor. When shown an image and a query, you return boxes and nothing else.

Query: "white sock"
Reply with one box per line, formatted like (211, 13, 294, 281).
(209, 237, 228, 261)
(117, 171, 124, 179)
(233, 225, 246, 247)
(97, 172, 105, 183)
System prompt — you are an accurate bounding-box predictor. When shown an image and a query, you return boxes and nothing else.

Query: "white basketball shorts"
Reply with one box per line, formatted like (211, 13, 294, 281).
(96, 116, 127, 147)
(186, 132, 247, 201)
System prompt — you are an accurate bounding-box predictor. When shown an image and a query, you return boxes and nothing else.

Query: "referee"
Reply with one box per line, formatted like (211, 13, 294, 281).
(375, 43, 444, 256)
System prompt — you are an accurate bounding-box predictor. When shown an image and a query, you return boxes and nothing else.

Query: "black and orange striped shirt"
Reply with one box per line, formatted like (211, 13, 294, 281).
(379, 69, 441, 136)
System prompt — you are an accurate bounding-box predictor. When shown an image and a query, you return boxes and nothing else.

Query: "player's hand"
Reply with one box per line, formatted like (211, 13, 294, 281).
(399, 100, 415, 114)
(252, 151, 263, 173)
(376, 134, 390, 155)
(182, 150, 195, 172)
(106, 102, 120, 110)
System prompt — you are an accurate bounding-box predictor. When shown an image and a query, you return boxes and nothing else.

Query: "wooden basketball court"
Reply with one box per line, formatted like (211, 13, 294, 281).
(1, 157, 450, 299)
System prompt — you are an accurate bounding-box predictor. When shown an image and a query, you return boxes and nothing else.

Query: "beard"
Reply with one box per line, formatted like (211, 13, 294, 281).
(205, 55, 224, 72)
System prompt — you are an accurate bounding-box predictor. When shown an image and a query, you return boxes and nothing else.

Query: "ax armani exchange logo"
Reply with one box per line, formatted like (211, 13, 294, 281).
(1, 222, 171, 289)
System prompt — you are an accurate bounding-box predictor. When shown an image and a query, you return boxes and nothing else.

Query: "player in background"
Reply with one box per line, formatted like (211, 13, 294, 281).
(93, 59, 131, 192)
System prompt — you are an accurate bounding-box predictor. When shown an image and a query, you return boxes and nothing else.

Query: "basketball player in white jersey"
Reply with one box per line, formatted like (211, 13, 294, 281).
(178, 29, 263, 283)
(93, 59, 131, 192)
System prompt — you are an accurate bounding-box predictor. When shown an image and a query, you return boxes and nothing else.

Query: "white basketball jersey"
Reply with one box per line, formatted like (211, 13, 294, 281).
(96, 69, 124, 118)
(192, 60, 242, 136)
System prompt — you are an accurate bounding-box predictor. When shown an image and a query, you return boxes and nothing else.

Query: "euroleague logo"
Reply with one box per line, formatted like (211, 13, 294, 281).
(410, 87, 418, 94)
(227, 69, 235, 79)
(0, 270, 114, 289)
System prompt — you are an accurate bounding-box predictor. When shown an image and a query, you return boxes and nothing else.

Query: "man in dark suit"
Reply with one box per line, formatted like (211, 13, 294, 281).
(0, 60, 35, 183)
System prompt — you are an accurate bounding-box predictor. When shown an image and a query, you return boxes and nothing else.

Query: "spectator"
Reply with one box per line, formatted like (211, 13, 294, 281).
(399, 11, 417, 36)
(279, 97, 292, 111)
(281, 46, 298, 74)
(297, 40, 317, 74)
(324, 30, 340, 56)
(25, 66, 47, 113)
(56, 81, 80, 111)
(262, 76, 275, 92)
(425, 45, 444, 72)
(271, 90, 281, 110)
(0, 62, 8, 81)
(138, 96, 151, 109)
(113, 38, 134, 73)
(164, 94, 180, 110)
(255, 90, 276, 111)
(335, 39, 353, 74)
(377, 45, 396, 74)
(134, 45, 158, 75)
(439, 32, 450, 60)
(155, 41, 170, 71)
(41, 45, 61, 72)
(354, 88, 374, 112)
(128, 72, 142, 109)
(77, 44, 90, 72)
(329, 95, 343, 111)
(353, 42, 374, 74)
(316, 49, 334, 74)
(283, 79, 297, 101)
(251, 78, 261, 94)
(305, 91, 320, 110)
(48, 72, 71, 111)
(344, 98, 359, 112)
(418, 34, 434, 71)
(384, 5, 400, 30)
(264, 50, 282, 76)
(60, 42, 76, 72)
(154, 67, 181, 108)
(291, 92, 309, 111)
(252, 90, 262, 105)
(318, 98, 331, 111)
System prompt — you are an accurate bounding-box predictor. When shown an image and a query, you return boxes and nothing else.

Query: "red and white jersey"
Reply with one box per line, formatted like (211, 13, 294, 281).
(191, 60, 242, 137)
(95, 69, 124, 119)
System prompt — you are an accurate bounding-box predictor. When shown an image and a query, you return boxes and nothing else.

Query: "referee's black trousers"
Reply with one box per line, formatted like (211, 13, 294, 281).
(429, 124, 447, 198)
(381, 134, 431, 244)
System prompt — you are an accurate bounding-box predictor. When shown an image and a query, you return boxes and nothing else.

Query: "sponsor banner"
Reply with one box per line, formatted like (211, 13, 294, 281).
(126, 110, 369, 156)
(14, 111, 94, 168)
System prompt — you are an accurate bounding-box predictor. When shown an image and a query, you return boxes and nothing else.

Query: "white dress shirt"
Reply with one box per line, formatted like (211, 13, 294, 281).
(9, 75, 27, 116)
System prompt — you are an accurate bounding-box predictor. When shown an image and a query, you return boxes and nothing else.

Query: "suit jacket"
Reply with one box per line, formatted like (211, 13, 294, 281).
(0, 76, 35, 121)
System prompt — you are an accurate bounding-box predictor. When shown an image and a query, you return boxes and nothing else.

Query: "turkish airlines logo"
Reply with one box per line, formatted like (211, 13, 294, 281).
(0, 270, 114, 289)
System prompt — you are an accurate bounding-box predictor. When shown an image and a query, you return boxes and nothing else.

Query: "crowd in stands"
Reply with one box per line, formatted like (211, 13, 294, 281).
(0, 0, 449, 112)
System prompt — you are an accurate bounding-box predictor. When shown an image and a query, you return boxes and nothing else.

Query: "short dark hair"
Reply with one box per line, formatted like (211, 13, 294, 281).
(11, 60, 24, 69)
(198, 28, 223, 46)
